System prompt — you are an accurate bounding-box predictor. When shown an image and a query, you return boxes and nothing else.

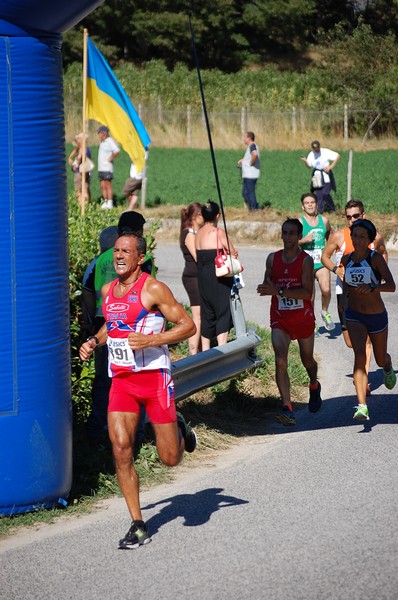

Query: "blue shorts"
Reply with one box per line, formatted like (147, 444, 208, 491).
(345, 307, 388, 334)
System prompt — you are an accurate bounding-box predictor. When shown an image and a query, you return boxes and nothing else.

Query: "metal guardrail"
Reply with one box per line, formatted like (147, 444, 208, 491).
(172, 330, 263, 402)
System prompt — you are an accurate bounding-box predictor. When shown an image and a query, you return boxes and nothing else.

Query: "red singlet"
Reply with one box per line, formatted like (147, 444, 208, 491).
(270, 250, 315, 340)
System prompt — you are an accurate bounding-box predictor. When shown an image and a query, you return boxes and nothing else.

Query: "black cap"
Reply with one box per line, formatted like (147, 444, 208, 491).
(311, 140, 321, 149)
(118, 211, 146, 235)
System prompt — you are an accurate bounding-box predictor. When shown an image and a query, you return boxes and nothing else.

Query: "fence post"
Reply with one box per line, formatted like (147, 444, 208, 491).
(344, 103, 348, 144)
(292, 106, 297, 135)
(157, 95, 163, 126)
(299, 107, 305, 130)
(141, 154, 148, 210)
(241, 106, 246, 137)
(187, 104, 191, 146)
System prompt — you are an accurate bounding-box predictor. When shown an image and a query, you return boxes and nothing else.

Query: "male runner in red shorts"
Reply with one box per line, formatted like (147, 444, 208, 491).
(257, 218, 322, 425)
(79, 232, 196, 549)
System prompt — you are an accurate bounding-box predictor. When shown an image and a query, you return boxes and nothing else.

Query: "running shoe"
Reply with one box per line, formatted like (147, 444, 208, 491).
(314, 324, 320, 338)
(119, 520, 151, 550)
(383, 368, 396, 390)
(275, 405, 296, 426)
(308, 381, 322, 413)
(176, 412, 197, 453)
(353, 404, 369, 421)
(101, 200, 113, 210)
(321, 311, 335, 331)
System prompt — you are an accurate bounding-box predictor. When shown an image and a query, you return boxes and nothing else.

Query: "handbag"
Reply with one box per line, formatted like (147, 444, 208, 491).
(215, 229, 243, 278)
(79, 157, 95, 173)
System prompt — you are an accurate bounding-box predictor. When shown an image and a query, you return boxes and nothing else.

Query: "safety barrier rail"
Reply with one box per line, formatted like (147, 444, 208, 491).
(172, 330, 263, 402)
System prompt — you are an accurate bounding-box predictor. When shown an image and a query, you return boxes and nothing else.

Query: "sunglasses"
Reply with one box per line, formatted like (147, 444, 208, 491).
(346, 213, 362, 220)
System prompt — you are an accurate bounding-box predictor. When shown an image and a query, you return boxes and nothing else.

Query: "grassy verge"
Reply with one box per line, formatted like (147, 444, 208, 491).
(0, 324, 308, 538)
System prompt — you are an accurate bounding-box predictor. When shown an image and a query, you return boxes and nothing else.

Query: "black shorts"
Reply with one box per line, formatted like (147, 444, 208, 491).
(98, 171, 113, 181)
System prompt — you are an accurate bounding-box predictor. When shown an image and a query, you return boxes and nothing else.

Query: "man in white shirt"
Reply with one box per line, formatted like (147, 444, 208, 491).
(237, 131, 261, 212)
(300, 140, 340, 214)
(97, 125, 120, 209)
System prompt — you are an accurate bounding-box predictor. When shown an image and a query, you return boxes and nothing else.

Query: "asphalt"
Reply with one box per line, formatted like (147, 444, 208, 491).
(1, 242, 397, 600)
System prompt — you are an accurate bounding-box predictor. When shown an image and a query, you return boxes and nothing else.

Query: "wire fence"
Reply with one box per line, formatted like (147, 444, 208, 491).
(65, 102, 386, 148)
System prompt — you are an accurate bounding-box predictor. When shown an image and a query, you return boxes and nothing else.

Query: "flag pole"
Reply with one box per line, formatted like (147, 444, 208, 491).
(81, 28, 89, 216)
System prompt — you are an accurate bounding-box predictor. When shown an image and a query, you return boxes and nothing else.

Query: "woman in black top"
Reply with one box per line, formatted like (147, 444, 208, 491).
(180, 202, 203, 354)
(195, 201, 239, 350)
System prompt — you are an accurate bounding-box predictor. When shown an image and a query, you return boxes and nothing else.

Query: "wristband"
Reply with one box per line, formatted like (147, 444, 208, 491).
(87, 336, 100, 346)
(332, 266, 338, 274)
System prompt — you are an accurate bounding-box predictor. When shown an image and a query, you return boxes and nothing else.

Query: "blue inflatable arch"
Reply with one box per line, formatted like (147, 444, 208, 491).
(0, 1, 104, 515)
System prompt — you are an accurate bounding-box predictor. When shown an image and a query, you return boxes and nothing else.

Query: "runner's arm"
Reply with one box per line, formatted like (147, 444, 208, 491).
(128, 279, 196, 350)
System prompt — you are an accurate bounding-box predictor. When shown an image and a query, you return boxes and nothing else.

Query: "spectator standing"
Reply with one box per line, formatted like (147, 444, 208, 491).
(97, 125, 120, 209)
(122, 154, 147, 210)
(79, 233, 197, 549)
(298, 192, 334, 334)
(300, 140, 340, 213)
(179, 202, 203, 355)
(257, 218, 322, 426)
(341, 219, 396, 421)
(68, 132, 92, 206)
(195, 201, 238, 350)
(237, 131, 261, 212)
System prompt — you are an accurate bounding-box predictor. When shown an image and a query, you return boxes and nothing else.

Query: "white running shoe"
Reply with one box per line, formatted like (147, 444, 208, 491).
(101, 200, 114, 209)
(321, 311, 335, 331)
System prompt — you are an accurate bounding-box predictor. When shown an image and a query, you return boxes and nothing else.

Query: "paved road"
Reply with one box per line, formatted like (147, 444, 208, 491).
(1, 243, 398, 600)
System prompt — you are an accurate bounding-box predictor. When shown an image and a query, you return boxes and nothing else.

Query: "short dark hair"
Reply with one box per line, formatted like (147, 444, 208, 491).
(246, 131, 255, 141)
(345, 199, 365, 214)
(201, 200, 219, 223)
(282, 218, 303, 236)
(350, 219, 376, 243)
(300, 192, 317, 204)
(116, 232, 147, 255)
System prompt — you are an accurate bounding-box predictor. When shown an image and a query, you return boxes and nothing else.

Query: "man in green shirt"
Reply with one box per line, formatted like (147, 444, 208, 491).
(299, 193, 334, 333)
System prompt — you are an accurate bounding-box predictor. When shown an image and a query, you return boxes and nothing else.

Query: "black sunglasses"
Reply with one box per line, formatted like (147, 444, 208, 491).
(346, 213, 363, 220)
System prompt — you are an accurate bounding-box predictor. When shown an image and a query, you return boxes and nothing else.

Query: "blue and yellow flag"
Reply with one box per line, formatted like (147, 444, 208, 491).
(86, 38, 150, 173)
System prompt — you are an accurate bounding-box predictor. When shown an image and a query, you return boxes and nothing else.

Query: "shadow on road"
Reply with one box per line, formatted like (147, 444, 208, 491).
(143, 487, 249, 536)
(268, 387, 398, 436)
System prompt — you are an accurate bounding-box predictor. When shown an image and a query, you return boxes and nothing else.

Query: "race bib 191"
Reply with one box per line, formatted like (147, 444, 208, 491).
(108, 337, 136, 368)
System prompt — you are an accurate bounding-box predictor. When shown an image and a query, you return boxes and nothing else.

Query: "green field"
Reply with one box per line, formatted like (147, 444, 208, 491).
(66, 145, 398, 214)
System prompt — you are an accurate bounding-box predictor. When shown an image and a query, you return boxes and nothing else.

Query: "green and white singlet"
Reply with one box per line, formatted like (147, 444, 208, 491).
(300, 215, 327, 270)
